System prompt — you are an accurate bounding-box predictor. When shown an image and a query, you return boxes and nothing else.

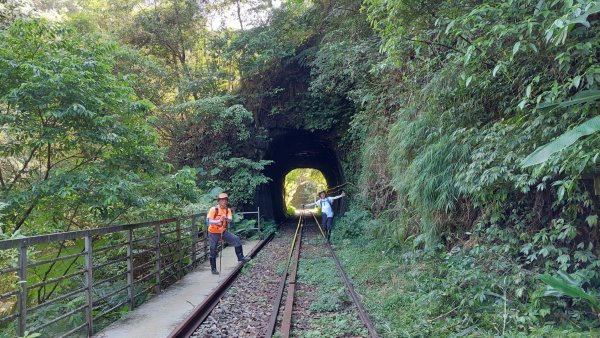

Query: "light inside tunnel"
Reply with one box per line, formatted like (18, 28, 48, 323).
(284, 168, 327, 215)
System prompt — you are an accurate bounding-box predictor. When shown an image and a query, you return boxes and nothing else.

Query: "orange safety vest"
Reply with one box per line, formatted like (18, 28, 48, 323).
(207, 206, 232, 234)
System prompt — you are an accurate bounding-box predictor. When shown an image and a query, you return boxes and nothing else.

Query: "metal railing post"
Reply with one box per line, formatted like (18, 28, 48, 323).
(258, 207, 261, 232)
(0, 213, 209, 337)
(17, 243, 27, 337)
(127, 229, 135, 310)
(84, 235, 94, 336)
(190, 216, 198, 267)
(155, 224, 161, 294)
(176, 220, 182, 279)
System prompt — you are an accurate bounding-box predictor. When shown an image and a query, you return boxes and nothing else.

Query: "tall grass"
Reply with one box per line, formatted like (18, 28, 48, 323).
(388, 116, 470, 246)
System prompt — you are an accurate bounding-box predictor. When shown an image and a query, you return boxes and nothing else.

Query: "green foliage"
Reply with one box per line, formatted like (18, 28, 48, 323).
(2, 0, 600, 335)
(297, 255, 368, 337)
(334, 208, 370, 240)
(522, 90, 600, 167)
(231, 214, 258, 239)
(209, 157, 272, 206)
(0, 18, 200, 236)
(19, 331, 41, 338)
(336, 230, 600, 336)
(539, 270, 600, 313)
(284, 168, 327, 209)
(256, 218, 277, 239)
(298, 314, 368, 338)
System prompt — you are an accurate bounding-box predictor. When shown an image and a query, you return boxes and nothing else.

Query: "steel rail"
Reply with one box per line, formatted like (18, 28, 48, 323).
(310, 212, 380, 338)
(167, 232, 275, 338)
(265, 216, 303, 337)
(279, 217, 303, 338)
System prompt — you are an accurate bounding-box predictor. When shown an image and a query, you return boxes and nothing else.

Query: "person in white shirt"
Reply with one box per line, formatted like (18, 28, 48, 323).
(303, 190, 345, 243)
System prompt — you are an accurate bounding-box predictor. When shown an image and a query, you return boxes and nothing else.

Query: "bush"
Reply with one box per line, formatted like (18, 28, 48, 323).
(335, 208, 370, 240)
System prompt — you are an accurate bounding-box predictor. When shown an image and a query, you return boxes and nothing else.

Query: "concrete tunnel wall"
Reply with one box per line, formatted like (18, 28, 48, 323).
(256, 130, 346, 221)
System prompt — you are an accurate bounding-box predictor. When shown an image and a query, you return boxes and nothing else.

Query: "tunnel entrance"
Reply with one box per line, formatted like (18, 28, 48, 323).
(284, 168, 327, 215)
(256, 130, 345, 221)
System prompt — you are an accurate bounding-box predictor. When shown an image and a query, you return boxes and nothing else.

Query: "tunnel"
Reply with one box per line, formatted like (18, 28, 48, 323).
(256, 130, 346, 221)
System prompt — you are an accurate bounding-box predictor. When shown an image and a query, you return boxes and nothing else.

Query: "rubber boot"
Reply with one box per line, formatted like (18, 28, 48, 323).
(326, 230, 331, 243)
(210, 257, 219, 275)
(235, 246, 250, 263)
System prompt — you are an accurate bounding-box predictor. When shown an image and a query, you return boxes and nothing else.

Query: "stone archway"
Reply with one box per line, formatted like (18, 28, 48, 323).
(256, 130, 345, 221)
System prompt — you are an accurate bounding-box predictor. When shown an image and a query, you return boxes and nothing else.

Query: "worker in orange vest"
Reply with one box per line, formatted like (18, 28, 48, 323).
(206, 193, 250, 275)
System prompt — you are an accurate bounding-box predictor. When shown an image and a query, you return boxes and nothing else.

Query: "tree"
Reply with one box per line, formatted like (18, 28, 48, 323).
(0, 19, 198, 235)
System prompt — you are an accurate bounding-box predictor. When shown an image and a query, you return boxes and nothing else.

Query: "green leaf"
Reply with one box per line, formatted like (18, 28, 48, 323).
(556, 90, 600, 108)
(586, 215, 598, 227)
(536, 101, 560, 112)
(512, 41, 521, 55)
(521, 115, 600, 167)
(538, 274, 600, 310)
(522, 90, 600, 167)
(572, 75, 581, 89)
(554, 19, 564, 29)
(570, 14, 590, 28)
(537, 90, 600, 113)
(589, 4, 600, 15)
(492, 64, 501, 77)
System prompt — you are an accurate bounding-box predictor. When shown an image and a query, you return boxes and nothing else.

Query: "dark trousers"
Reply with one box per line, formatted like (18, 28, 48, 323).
(209, 231, 241, 259)
(322, 215, 334, 240)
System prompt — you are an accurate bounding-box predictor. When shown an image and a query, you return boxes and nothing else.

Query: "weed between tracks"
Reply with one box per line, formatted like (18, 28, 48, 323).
(294, 231, 369, 338)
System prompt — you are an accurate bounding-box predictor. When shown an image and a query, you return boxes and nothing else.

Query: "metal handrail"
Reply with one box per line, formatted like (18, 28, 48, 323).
(57, 322, 86, 338)
(131, 234, 158, 245)
(93, 299, 129, 321)
(28, 251, 87, 268)
(0, 216, 199, 250)
(0, 266, 18, 274)
(0, 313, 18, 326)
(94, 284, 129, 305)
(30, 304, 87, 332)
(28, 287, 87, 313)
(93, 270, 129, 288)
(93, 256, 128, 271)
(0, 289, 19, 300)
(94, 241, 128, 254)
(0, 210, 259, 337)
(133, 257, 160, 272)
(28, 270, 86, 289)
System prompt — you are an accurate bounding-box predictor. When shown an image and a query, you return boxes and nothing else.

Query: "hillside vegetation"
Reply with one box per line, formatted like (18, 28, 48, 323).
(1, 0, 599, 335)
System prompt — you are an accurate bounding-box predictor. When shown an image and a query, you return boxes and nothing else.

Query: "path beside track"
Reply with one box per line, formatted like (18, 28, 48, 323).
(94, 240, 259, 338)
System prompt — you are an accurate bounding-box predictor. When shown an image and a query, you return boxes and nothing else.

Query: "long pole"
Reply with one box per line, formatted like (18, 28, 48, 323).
(219, 232, 223, 276)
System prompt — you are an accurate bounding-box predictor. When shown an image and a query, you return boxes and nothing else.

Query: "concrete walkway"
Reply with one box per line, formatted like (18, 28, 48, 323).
(94, 240, 259, 338)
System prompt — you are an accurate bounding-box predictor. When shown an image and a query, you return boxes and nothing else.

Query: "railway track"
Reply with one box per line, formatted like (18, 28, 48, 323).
(169, 216, 378, 338)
